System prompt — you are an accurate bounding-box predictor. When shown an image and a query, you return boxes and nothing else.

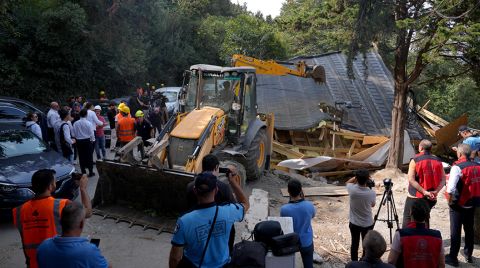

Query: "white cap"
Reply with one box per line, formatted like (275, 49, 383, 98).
(94, 105, 102, 110)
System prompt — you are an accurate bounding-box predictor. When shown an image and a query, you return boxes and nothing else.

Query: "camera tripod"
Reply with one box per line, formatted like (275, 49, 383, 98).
(373, 185, 400, 243)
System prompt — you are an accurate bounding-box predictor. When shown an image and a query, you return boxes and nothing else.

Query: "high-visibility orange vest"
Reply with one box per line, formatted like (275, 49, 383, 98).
(117, 116, 135, 142)
(12, 197, 69, 268)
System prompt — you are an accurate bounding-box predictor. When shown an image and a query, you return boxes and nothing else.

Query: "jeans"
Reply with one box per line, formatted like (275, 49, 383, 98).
(349, 222, 373, 261)
(299, 243, 314, 268)
(449, 206, 475, 258)
(94, 136, 106, 159)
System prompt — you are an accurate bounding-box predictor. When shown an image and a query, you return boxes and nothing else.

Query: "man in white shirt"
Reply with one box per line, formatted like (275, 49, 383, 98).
(346, 169, 376, 261)
(54, 109, 75, 162)
(73, 109, 95, 177)
(46, 102, 60, 147)
(83, 102, 103, 130)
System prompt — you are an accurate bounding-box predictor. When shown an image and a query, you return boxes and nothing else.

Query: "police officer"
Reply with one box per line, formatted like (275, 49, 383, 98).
(388, 199, 445, 267)
(445, 143, 480, 266)
(12, 170, 92, 268)
(403, 139, 445, 228)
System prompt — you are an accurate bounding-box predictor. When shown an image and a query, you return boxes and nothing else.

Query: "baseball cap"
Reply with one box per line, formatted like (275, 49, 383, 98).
(458, 125, 469, 133)
(194, 172, 217, 194)
(94, 105, 102, 110)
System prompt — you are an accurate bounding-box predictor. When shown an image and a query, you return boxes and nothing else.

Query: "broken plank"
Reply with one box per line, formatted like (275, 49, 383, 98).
(417, 106, 449, 126)
(349, 139, 389, 161)
(362, 135, 389, 145)
(281, 186, 348, 197)
(315, 167, 383, 177)
(271, 163, 290, 172)
(273, 141, 304, 159)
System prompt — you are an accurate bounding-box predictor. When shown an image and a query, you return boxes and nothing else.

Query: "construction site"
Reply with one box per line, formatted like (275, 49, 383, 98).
(1, 48, 478, 268)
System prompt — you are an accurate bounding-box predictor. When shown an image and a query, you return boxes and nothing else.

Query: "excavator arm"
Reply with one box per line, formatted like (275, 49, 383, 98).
(232, 54, 325, 83)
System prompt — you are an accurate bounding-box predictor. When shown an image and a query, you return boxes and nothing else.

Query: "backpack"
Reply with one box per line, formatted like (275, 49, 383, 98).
(270, 233, 300, 256)
(59, 123, 73, 157)
(252, 220, 283, 248)
(229, 240, 267, 267)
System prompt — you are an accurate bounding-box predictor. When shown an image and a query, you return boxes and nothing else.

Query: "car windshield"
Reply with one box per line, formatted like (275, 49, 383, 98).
(162, 92, 178, 102)
(0, 131, 47, 159)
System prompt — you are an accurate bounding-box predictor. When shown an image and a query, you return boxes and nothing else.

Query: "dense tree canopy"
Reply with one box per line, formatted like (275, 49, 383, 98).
(0, 0, 478, 135)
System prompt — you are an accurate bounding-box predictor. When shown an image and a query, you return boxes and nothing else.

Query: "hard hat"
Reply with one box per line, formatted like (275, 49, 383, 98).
(135, 110, 144, 117)
(119, 105, 130, 114)
(100, 91, 105, 95)
(94, 105, 102, 110)
(118, 103, 126, 110)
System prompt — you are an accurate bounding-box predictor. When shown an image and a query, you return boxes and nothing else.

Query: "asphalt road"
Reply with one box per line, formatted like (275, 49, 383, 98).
(0, 151, 173, 268)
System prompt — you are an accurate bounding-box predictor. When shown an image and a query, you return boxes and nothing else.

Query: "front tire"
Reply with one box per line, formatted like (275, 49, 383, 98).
(244, 128, 267, 181)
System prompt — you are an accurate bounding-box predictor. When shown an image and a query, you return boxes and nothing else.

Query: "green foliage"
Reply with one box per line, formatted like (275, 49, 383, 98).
(276, 0, 359, 56)
(220, 14, 287, 61)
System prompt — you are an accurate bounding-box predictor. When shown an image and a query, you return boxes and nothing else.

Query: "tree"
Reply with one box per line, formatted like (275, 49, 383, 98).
(348, 0, 480, 168)
(220, 14, 287, 61)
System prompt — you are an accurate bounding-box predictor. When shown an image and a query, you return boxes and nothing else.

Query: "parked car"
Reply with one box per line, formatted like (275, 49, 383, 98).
(155, 87, 181, 116)
(0, 130, 77, 212)
(0, 96, 48, 140)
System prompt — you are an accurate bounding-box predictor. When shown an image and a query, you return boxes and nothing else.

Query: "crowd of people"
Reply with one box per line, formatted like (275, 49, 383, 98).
(15, 93, 480, 268)
(23, 88, 167, 176)
(345, 128, 480, 268)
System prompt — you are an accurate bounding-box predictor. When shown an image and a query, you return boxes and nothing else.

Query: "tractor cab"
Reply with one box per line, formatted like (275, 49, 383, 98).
(182, 65, 257, 143)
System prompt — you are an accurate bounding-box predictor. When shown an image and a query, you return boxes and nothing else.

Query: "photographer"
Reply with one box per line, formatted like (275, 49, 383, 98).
(346, 169, 376, 262)
(403, 139, 445, 228)
(169, 169, 249, 268)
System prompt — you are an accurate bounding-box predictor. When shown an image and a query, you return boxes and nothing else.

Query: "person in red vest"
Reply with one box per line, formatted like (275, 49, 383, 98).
(388, 199, 445, 268)
(445, 143, 480, 266)
(403, 139, 445, 228)
(12, 169, 92, 268)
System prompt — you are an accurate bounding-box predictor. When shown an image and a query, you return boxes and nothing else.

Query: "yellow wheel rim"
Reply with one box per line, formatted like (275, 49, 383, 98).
(257, 141, 265, 168)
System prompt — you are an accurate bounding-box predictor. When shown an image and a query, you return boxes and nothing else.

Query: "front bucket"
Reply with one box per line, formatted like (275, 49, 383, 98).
(94, 160, 195, 215)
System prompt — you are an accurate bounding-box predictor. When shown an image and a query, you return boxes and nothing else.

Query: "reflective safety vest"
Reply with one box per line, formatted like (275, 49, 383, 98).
(399, 222, 442, 268)
(455, 158, 480, 207)
(409, 152, 444, 198)
(12, 197, 68, 268)
(117, 116, 135, 142)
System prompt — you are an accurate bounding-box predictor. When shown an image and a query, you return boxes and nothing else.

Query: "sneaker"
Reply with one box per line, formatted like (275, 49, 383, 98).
(445, 254, 459, 267)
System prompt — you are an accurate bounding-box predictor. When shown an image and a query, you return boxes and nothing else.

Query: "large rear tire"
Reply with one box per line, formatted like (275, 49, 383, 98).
(244, 128, 267, 181)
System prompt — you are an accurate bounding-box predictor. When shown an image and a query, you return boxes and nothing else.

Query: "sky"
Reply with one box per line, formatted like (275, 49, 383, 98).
(231, 0, 286, 18)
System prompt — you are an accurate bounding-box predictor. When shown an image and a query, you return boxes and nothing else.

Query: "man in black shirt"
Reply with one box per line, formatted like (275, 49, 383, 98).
(134, 110, 153, 146)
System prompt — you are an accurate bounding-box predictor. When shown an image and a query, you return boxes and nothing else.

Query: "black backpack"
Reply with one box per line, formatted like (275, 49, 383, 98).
(229, 240, 267, 267)
(252, 220, 283, 248)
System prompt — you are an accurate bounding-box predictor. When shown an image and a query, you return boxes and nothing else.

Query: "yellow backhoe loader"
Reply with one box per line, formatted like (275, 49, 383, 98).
(94, 64, 274, 214)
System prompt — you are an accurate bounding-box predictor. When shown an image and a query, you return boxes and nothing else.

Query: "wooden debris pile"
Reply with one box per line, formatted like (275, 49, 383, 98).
(270, 101, 464, 177)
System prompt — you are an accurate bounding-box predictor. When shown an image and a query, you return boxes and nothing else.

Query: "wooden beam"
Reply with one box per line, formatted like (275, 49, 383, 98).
(362, 136, 389, 145)
(273, 141, 304, 159)
(349, 139, 389, 161)
(271, 163, 290, 172)
(118, 136, 143, 155)
(417, 106, 449, 126)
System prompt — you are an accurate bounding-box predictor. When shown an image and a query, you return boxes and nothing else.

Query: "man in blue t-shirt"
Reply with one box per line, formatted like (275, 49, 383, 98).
(453, 125, 480, 161)
(169, 171, 249, 268)
(280, 179, 316, 268)
(37, 202, 110, 268)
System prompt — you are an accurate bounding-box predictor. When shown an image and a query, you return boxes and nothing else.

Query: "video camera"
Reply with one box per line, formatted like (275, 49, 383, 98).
(366, 179, 375, 189)
(383, 178, 393, 191)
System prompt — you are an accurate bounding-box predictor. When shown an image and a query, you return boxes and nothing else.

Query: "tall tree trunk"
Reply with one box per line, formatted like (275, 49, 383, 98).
(386, 0, 409, 168)
(386, 82, 408, 168)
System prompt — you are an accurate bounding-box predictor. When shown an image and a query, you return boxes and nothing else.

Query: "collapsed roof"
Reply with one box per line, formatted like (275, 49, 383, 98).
(256, 51, 424, 139)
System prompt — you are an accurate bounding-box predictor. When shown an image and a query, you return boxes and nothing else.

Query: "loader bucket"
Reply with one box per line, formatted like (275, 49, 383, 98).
(309, 65, 326, 83)
(93, 160, 195, 215)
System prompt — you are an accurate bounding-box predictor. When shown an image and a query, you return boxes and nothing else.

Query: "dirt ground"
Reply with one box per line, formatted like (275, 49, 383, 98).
(248, 168, 480, 267)
(2, 164, 480, 267)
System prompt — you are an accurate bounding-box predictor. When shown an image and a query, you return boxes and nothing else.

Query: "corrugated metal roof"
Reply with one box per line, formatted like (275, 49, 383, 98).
(256, 51, 424, 139)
